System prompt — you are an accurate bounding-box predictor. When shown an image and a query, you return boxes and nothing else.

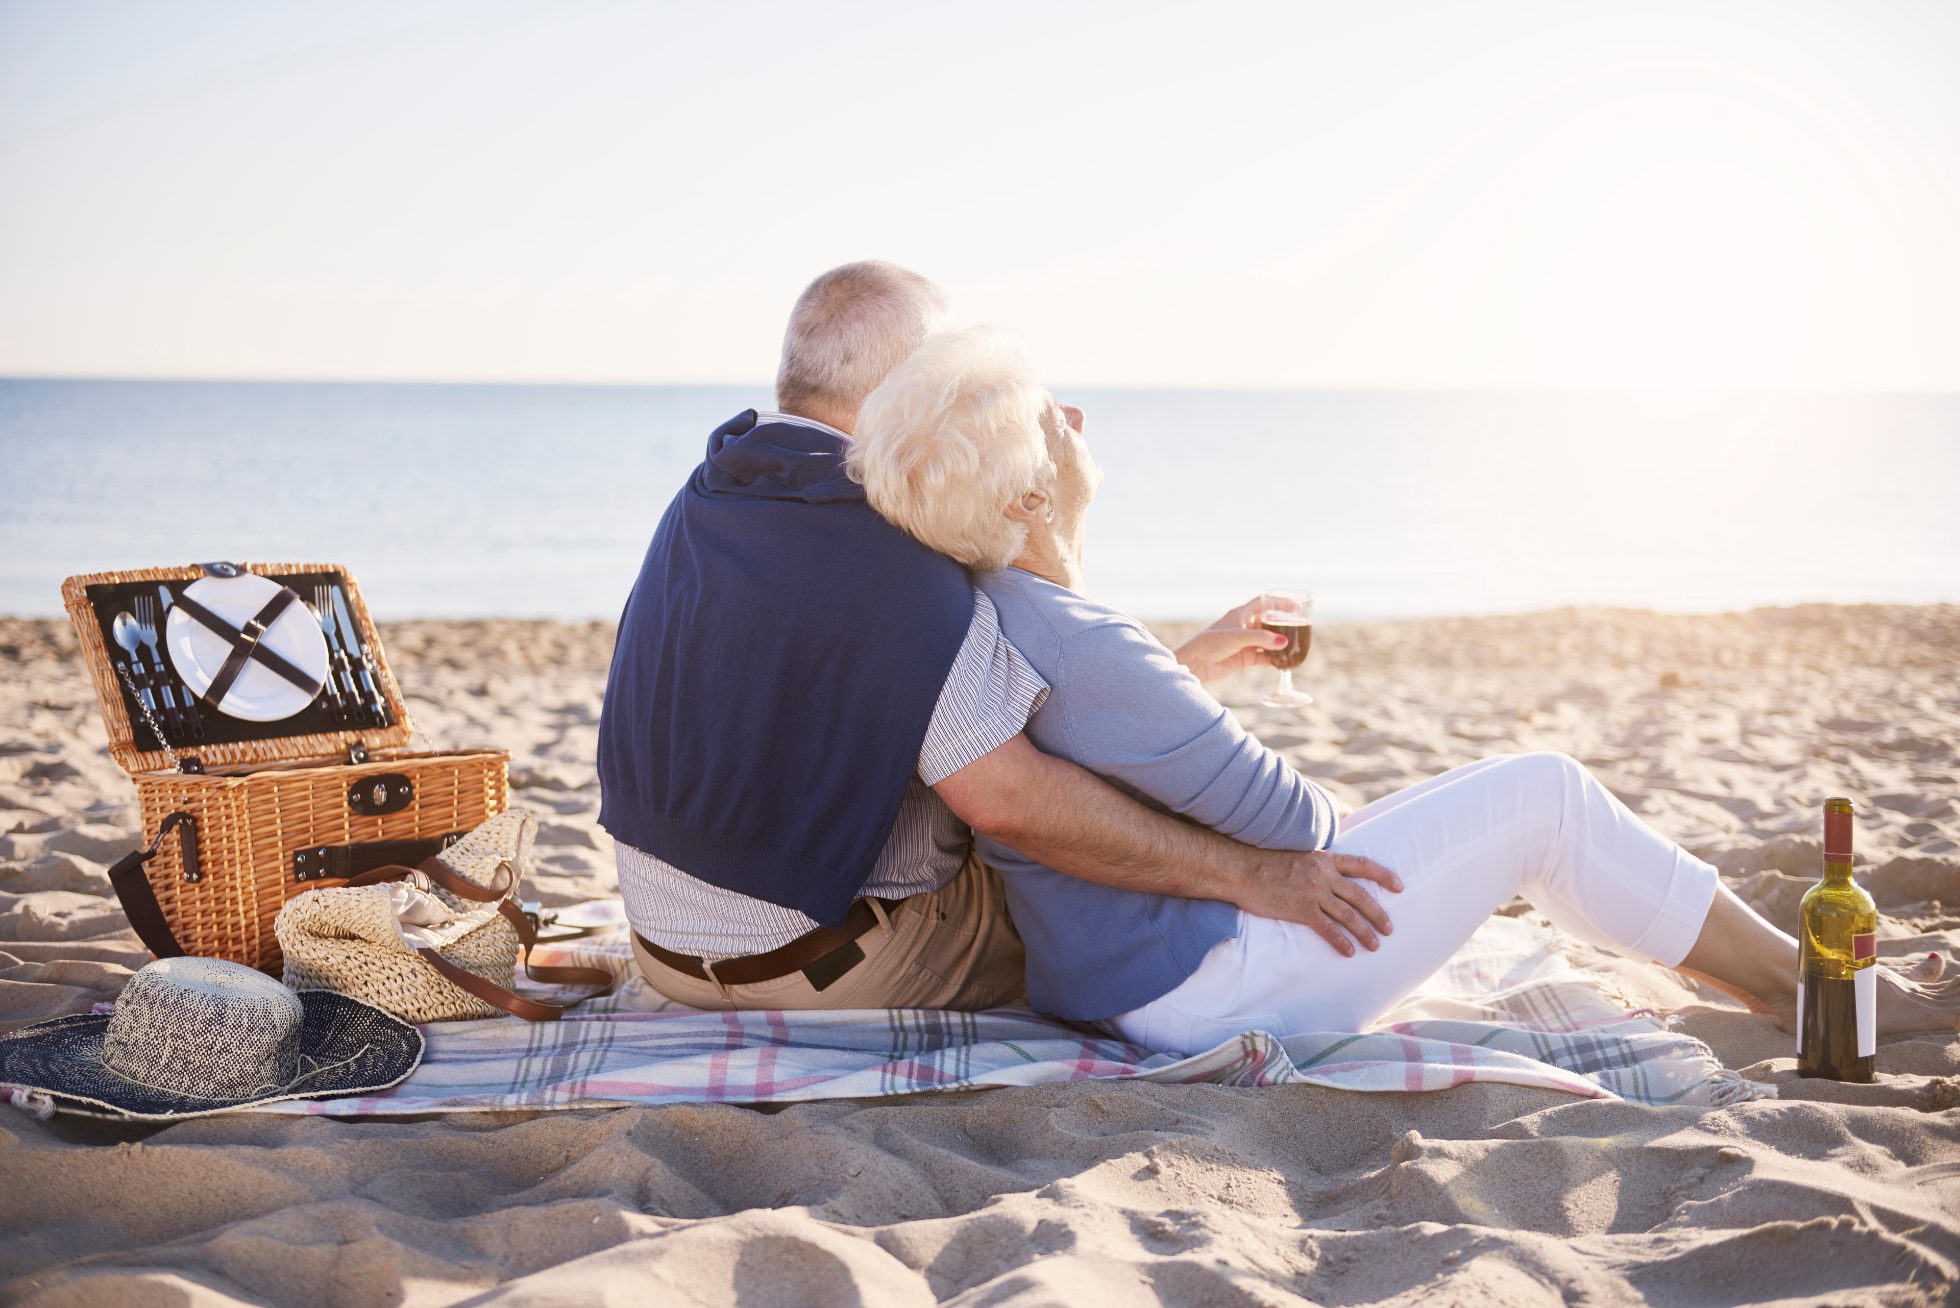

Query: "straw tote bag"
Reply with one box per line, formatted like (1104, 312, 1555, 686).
(276, 811, 612, 1023)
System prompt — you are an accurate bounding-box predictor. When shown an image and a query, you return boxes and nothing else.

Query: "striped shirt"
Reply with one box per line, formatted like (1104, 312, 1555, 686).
(617, 587, 1049, 959)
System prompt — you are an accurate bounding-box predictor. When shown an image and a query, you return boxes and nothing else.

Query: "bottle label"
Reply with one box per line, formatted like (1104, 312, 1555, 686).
(1796, 938, 1880, 1064)
(1856, 966, 1877, 1058)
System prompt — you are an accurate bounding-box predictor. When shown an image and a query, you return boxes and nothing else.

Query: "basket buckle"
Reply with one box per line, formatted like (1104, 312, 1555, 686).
(348, 772, 414, 817)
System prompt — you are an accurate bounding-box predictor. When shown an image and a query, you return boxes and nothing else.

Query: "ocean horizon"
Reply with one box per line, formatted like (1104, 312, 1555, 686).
(4, 377, 1957, 624)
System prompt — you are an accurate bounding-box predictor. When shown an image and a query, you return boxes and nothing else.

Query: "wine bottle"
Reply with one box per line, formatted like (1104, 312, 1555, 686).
(1796, 796, 1877, 1082)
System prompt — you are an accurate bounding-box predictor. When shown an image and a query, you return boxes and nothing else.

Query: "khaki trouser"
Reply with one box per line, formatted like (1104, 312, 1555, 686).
(631, 850, 1027, 1011)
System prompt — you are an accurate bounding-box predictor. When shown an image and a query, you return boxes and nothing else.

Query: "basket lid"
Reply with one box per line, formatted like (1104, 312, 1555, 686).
(62, 562, 414, 774)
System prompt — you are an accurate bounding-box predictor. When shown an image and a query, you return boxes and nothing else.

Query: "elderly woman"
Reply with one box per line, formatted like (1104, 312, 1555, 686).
(848, 326, 1958, 1054)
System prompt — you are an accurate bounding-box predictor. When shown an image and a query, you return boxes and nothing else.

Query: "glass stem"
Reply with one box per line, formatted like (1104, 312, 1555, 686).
(1276, 667, 1293, 698)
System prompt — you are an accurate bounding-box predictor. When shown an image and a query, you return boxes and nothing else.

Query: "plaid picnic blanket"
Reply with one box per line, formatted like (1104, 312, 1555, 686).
(252, 910, 1769, 1116)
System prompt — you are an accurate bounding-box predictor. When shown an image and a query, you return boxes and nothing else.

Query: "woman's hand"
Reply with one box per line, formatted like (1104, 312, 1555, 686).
(1236, 849, 1401, 957)
(1173, 595, 1292, 686)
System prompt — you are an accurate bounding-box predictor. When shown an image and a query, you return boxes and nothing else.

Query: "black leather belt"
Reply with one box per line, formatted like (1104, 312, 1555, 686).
(633, 896, 901, 993)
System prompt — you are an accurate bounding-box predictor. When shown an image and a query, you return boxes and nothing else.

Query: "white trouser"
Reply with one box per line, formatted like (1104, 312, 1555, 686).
(1109, 752, 1720, 1055)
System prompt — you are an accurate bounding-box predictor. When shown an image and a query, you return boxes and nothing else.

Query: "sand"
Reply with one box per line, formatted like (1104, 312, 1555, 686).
(2, 604, 1957, 1306)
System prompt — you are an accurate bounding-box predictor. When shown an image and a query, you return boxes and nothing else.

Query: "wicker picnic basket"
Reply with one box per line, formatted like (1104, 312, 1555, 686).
(62, 562, 509, 974)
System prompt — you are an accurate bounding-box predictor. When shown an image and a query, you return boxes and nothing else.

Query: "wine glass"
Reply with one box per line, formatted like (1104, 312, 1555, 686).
(1260, 587, 1314, 708)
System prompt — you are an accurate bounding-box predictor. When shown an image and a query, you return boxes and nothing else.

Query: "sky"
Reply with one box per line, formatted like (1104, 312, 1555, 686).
(2, 1, 1957, 390)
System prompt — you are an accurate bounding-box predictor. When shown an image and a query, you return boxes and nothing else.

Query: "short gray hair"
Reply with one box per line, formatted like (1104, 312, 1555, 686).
(849, 326, 1055, 572)
(775, 261, 950, 419)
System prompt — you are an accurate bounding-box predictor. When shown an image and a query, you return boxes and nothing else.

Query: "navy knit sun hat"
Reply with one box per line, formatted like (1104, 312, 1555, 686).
(0, 956, 422, 1120)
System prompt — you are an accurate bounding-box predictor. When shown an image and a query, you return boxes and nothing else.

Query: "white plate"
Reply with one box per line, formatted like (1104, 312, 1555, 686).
(165, 574, 330, 722)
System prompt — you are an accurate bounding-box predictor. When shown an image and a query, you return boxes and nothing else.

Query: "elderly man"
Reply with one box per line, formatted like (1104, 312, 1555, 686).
(598, 261, 1374, 1011)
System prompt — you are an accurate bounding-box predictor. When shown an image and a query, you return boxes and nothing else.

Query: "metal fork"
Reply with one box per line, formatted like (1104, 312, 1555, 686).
(131, 594, 183, 740)
(313, 582, 356, 723)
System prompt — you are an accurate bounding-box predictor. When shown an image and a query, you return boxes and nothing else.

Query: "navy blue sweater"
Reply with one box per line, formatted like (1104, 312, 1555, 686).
(597, 412, 974, 928)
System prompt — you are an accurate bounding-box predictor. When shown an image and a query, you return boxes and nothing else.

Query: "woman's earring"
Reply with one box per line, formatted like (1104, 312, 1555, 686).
(1043, 506, 1056, 524)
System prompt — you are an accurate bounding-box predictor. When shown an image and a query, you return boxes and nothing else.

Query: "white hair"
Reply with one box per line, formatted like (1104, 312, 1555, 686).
(848, 326, 1055, 572)
(775, 261, 950, 418)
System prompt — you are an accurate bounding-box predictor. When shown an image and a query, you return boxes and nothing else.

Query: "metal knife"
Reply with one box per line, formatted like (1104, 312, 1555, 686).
(329, 583, 386, 725)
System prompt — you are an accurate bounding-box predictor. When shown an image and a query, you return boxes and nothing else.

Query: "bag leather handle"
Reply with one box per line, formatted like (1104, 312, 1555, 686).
(344, 854, 513, 901)
(343, 857, 615, 1021)
(106, 813, 200, 960)
(105, 821, 611, 1023)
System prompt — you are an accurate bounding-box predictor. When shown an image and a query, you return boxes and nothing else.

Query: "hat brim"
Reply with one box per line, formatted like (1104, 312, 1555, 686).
(0, 990, 424, 1121)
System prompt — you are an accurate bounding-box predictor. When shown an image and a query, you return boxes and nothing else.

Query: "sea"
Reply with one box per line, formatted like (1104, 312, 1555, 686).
(3, 379, 1956, 623)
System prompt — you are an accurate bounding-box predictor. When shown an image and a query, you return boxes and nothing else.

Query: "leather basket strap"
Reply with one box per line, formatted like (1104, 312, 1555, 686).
(106, 813, 201, 960)
(174, 587, 318, 704)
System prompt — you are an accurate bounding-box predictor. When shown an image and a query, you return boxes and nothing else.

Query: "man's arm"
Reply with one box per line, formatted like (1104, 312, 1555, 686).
(935, 735, 1400, 957)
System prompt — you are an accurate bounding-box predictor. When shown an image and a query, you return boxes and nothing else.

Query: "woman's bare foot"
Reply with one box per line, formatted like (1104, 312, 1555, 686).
(1875, 952, 1959, 1035)
(1677, 888, 1959, 1037)
(1686, 952, 1951, 1034)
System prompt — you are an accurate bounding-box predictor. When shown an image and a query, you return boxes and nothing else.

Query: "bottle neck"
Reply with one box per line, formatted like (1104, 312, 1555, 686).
(1823, 802, 1854, 880)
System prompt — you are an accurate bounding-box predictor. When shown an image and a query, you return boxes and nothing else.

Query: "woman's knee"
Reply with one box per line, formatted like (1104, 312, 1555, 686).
(1496, 750, 1590, 797)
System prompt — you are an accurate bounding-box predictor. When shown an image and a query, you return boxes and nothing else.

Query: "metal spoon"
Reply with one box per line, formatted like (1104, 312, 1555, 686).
(110, 611, 158, 714)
